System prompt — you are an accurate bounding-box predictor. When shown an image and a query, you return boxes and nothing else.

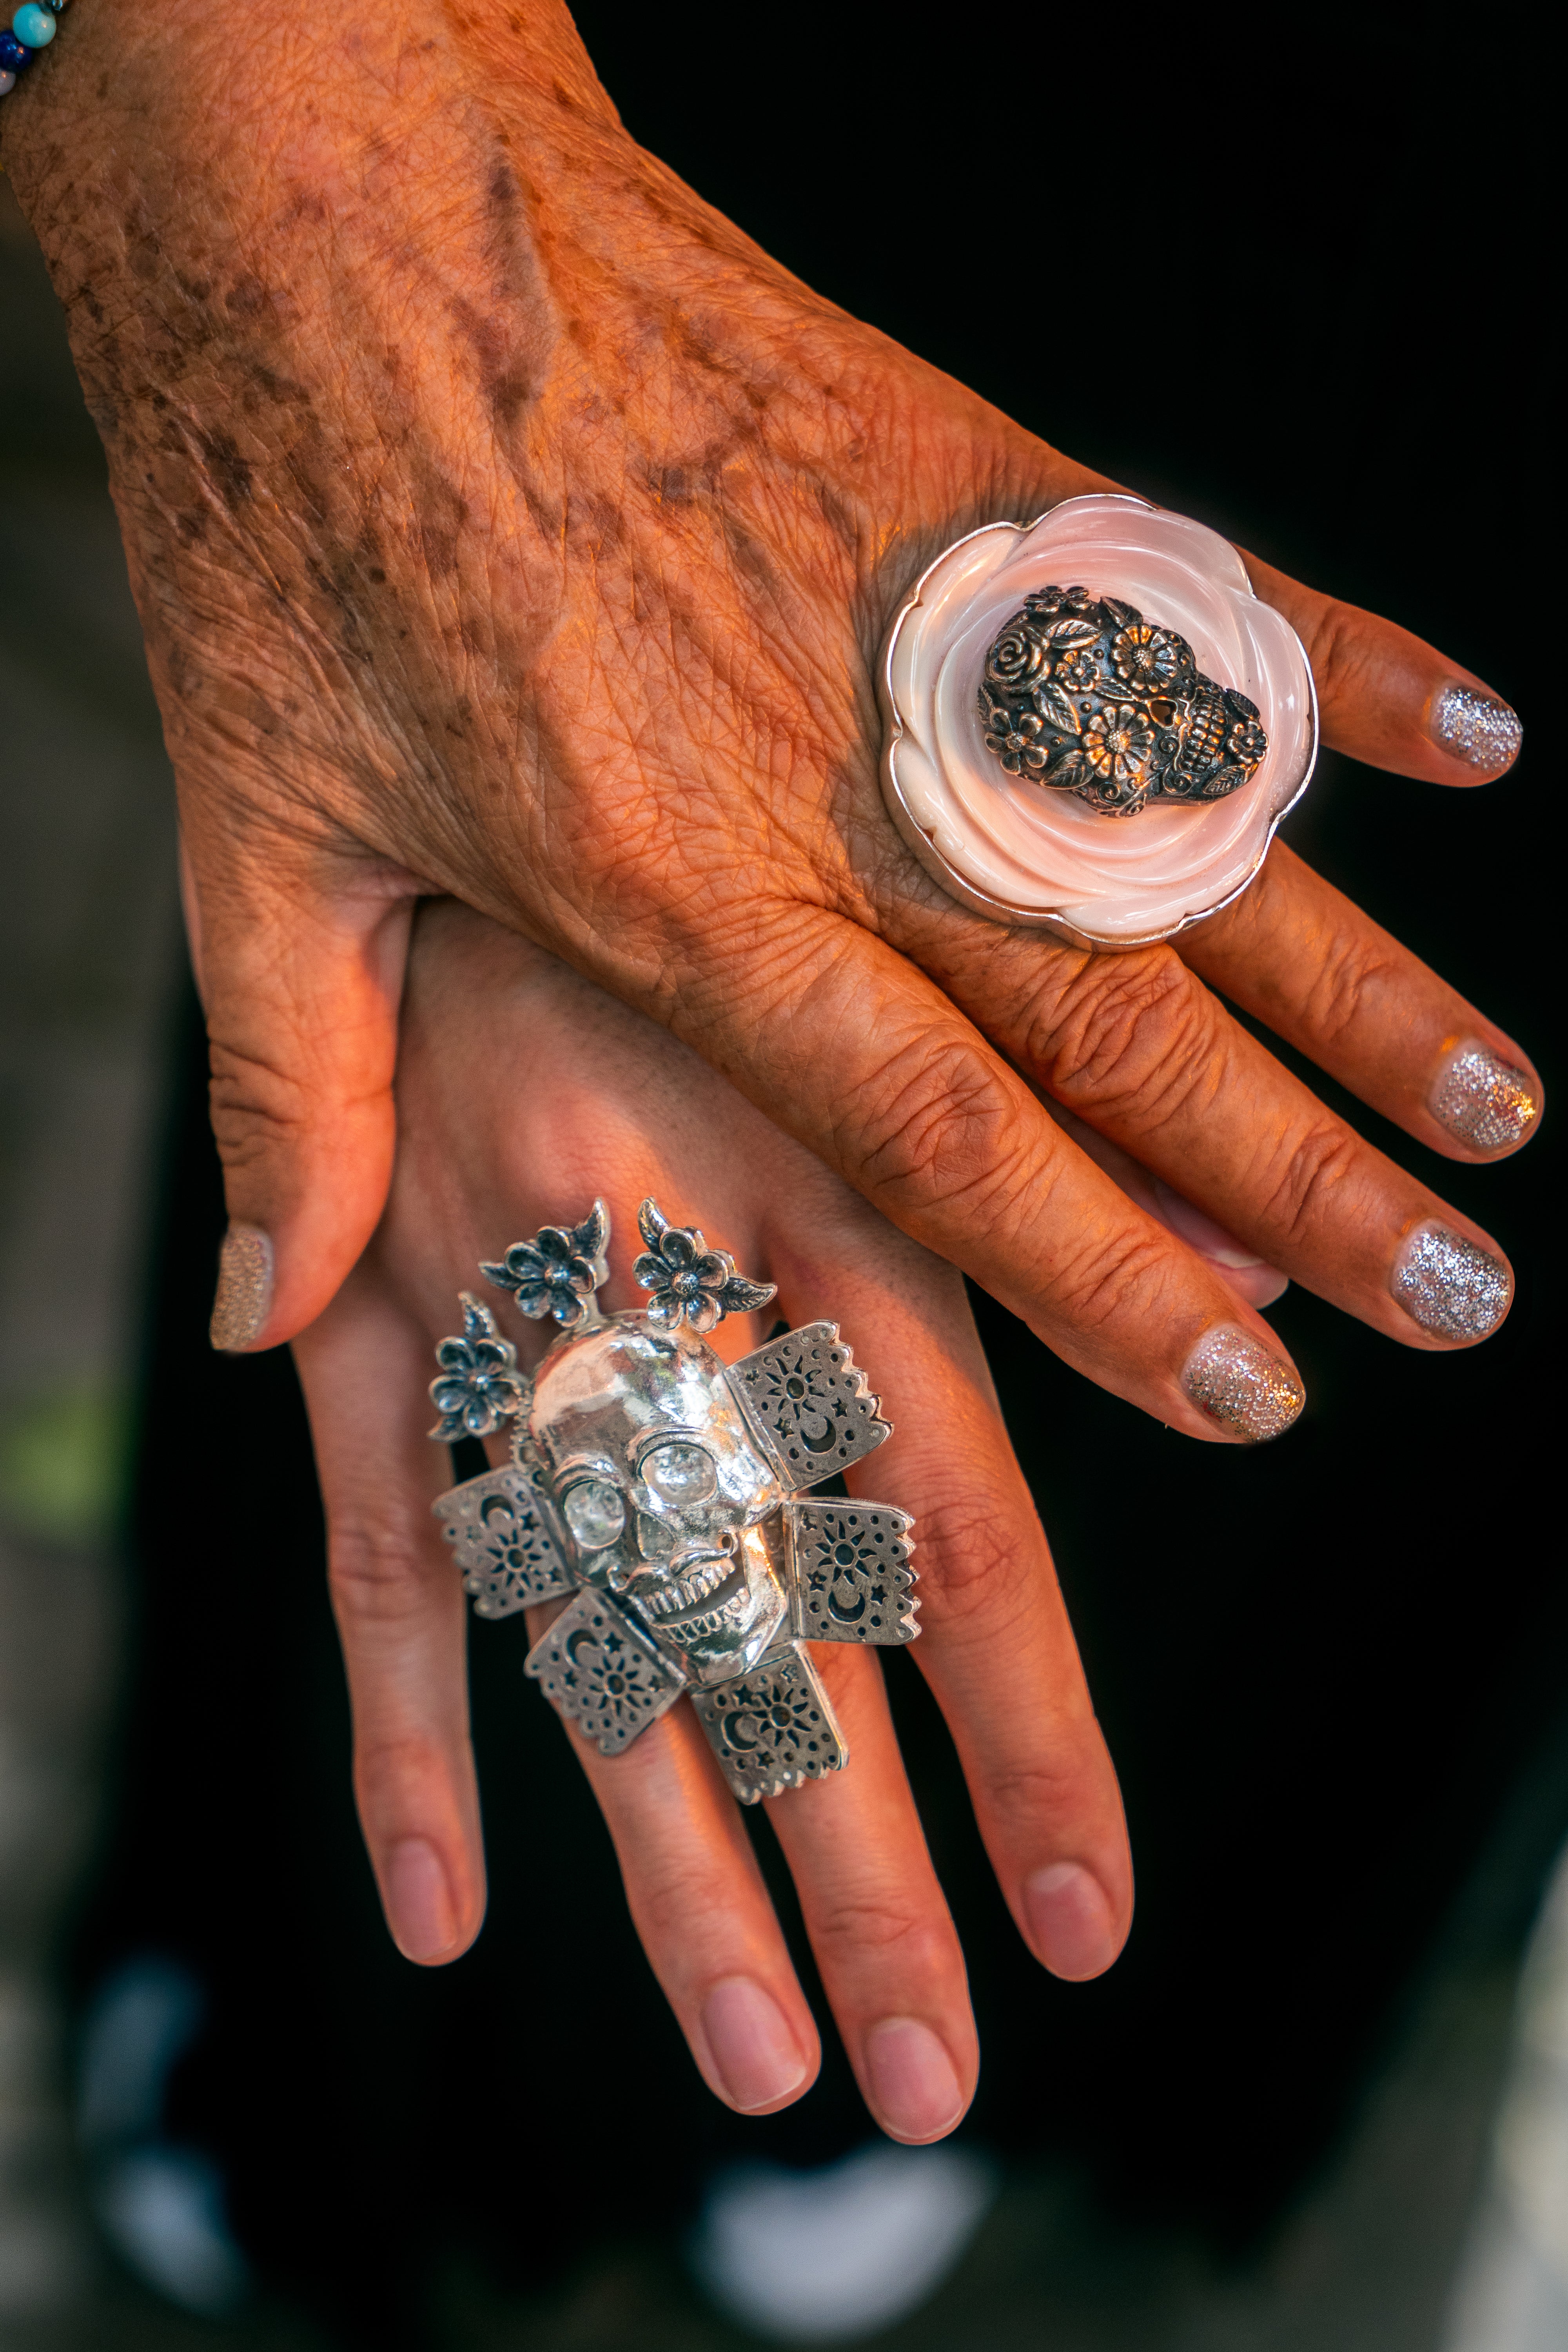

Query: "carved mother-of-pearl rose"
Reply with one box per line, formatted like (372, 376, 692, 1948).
(878, 495, 1317, 947)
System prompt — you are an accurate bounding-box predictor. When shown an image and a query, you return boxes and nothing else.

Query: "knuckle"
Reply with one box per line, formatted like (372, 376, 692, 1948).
(853, 1035, 1035, 1228)
(806, 1884, 945, 1966)
(1252, 1118, 1360, 1248)
(1032, 951, 1220, 1140)
(207, 1031, 312, 1173)
(1303, 597, 1374, 715)
(908, 1487, 1040, 1632)
(327, 1512, 436, 1628)
(1048, 1219, 1180, 1331)
(1295, 930, 1395, 1047)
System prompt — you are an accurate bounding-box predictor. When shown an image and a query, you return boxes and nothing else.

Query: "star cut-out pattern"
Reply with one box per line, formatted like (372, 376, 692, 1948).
(433, 1450, 575, 1618)
(787, 1502, 918, 1644)
(728, 1323, 890, 1488)
(525, 1590, 685, 1755)
(690, 1644, 848, 1802)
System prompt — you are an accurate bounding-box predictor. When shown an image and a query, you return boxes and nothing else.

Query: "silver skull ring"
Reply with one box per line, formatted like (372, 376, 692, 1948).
(426, 1198, 918, 1803)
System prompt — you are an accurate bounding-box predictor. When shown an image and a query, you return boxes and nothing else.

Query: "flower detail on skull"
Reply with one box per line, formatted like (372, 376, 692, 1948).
(481, 1201, 609, 1328)
(1112, 622, 1191, 690)
(428, 1294, 530, 1441)
(633, 1198, 777, 1334)
(1084, 703, 1154, 789)
(982, 701, 1050, 775)
(984, 622, 1049, 691)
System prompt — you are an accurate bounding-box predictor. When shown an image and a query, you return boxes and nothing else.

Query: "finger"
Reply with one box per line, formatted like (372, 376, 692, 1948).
(536, 1639, 822, 2117)
(769, 1218, 1132, 1984)
(1180, 841, 1544, 1163)
(183, 832, 419, 1355)
(659, 904, 1307, 1442)
(762, 1648, 978, 2143)
(1043, 1097, 1290, 1309)
(1243, 548, 1521, 785)
(291, 1268, 486, 1965)
(889, 899, 1517, 1354)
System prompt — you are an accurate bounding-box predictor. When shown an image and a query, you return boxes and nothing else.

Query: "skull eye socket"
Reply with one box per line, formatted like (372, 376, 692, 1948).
(642, 1441, 717, 1507)
(562, 1479, 626, 1550)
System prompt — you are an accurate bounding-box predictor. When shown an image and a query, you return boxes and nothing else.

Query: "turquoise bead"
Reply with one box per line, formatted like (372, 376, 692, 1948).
(12, 4, 55, 45)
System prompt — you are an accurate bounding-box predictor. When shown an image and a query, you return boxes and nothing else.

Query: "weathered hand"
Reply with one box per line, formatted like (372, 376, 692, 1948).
(4, 1, 1538, 1432)
(292, 899, 1137, 2139)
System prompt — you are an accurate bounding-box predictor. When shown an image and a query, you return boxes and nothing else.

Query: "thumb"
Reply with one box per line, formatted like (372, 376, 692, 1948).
(183, 840, 416, 1352)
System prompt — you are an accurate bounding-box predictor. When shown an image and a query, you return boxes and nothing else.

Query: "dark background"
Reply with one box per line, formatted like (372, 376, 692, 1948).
(61, 6, 1559, 2346)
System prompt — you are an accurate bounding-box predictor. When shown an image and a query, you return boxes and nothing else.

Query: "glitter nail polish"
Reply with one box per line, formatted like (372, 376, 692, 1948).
(1182, 1325, 1305, 1442)
(1392, 1224, 1511, 1342)
(210, 1224, 274, 1351)
(1430, 684, 1522, 773)
(1430, 1042, 1540, 1152)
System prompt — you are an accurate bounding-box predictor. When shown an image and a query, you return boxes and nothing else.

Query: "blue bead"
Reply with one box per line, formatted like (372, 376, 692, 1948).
(0, 27, 31, 66)
(12, 4, 55, 44)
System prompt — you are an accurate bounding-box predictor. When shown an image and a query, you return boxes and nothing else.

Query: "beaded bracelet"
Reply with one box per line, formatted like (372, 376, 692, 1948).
(0, 0, 69, 99)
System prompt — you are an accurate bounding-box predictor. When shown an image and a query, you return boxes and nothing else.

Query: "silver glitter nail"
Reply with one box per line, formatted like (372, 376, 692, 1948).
(1431, 684, 1522, 773)
(210, 1224, 273, 1351)
(1392, 1224, 1511, 1342)
(1182, 1325, 1305, 1442)
(1430, 1043, 1540, 1152)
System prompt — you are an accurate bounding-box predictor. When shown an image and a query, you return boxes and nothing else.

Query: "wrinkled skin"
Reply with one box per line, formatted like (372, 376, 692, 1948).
(1, 1, 1538, 1439)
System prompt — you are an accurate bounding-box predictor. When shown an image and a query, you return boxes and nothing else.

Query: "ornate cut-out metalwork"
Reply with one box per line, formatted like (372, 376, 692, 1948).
(434, 1452, 574, 1618)
(727, 1322, 891, 1487)
(689, 1644, 848, 1804)
(788, 1503, 918, 1644)
(524, 1588, 686, 1754)
(431, 1201, 916, 1802)
(978, 585, 1268, 817)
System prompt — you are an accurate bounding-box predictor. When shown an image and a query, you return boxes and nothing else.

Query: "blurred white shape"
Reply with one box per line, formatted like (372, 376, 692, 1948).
(77, 1955, 202, 2147)
(95, 2146, 248, 2316)
(1445, 1842, 1568, 2350)
(691, 2139, 996, 2342)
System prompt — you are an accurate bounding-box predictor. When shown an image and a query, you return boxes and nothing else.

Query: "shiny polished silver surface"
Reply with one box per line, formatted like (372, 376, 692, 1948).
(427, 1197, 919, 1802)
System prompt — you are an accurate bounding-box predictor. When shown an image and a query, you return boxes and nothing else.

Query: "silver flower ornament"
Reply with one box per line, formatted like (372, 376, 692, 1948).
(481, 1201, 610, 1329)
(427, 1294, 529, 1441)
(632, 1198, 778, 1334)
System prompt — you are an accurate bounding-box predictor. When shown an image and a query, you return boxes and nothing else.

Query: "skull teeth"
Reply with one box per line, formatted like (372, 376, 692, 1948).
(647, 1556, 730, 1618)
(641, 1556, 747, 1630)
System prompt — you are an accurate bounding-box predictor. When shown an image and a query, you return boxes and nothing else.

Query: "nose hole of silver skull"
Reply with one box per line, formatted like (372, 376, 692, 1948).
(636, 1510, 676, 1561)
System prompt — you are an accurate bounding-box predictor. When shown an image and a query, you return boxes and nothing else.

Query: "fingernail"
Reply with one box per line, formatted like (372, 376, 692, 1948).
(1181, 1324, 1304, 1442)
(1430, 683, 1521, 774)
(863, 2018, 964, 2143)
(1023, 1862, 1120, 1981)
(210, 1222, 273, 1351)
(1392, 1222, 1512, 1341)
(384, 1837, 458, 1962)
(1430, 1041, 1540, 1152)
(701, 1978, 809, 2113)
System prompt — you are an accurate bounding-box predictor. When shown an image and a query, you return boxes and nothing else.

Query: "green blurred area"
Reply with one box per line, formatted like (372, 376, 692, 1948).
(0, 1384, 132, 1544)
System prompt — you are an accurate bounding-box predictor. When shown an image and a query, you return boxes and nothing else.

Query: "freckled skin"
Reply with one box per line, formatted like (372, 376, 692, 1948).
(0, 0, 1533, 1397)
